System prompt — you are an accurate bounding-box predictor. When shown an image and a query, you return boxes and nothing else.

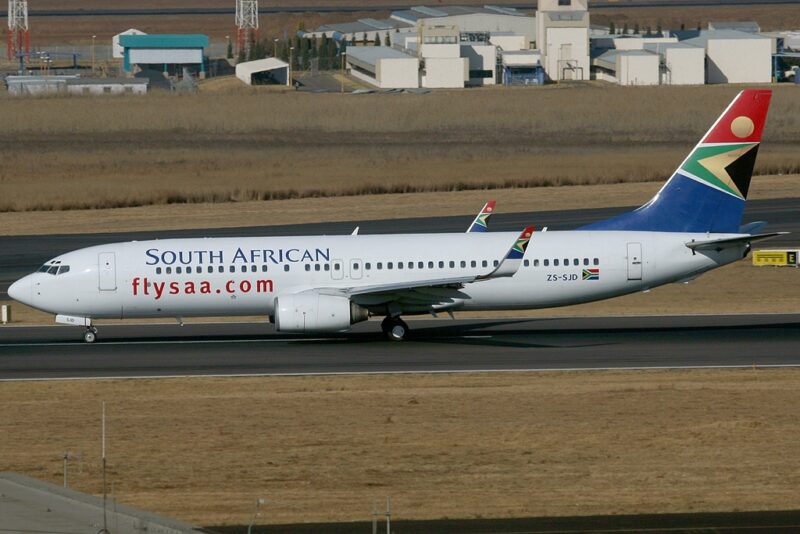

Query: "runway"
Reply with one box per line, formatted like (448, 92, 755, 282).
(1, 197, 797, 299)
(1, 314, 798, 380)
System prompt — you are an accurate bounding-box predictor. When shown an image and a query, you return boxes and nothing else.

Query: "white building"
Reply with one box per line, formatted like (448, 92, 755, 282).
(536, 0, 590, 81)
(235, 58, 290, 85)
(417, 24, 469, 88)
(683, 30, 772, 84)
(112, 29, 146, 59)
(644, 42, 705, 85)
(346, 46, 419, 89)
(593, 49, 659, 85)
(66, 78, 149, 94)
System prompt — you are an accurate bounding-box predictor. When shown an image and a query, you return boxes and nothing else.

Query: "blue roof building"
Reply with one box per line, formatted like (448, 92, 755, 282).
(120, 34, 210, 77)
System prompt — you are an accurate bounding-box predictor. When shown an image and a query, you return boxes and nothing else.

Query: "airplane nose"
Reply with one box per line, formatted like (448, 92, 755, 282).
(8, 275, 32, 306)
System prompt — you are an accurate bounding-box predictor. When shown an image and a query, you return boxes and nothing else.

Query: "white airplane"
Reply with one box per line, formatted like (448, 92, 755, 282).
(8, 89, 784, 343)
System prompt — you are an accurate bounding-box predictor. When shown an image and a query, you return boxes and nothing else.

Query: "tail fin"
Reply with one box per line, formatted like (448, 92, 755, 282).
(581, 89, 772, 233)
(467, 201, 496, 233)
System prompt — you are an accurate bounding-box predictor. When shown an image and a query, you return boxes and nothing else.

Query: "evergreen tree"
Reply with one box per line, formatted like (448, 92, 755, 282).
(226, 39, 233, 59)
(374, 33, 381, 46)
(609, 20, 615, 35)
(384, 32, 390, 46)
(622, 22, 628, 35)
(644, 26, 652, 37)
(680, 22, 685, 31)
(656, 21, 662, 36)
(633, 22, 640, 34)
(301, 38, 310, 70)
(319, 35, 329, 69)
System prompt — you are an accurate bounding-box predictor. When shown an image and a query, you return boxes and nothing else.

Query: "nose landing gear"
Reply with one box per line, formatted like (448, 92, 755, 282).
(381, 316, 409, 342)
(83, 327, 98, 344)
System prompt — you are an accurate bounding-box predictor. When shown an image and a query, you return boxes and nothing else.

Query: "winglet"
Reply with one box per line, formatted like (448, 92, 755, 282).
(479, 226, 534, 279)
(466, 201, 496, 233)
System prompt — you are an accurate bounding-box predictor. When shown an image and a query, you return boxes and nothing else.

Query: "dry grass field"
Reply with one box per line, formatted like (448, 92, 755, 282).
(1, 85, 799, 214)
(2, 370, 800, 526)
(20, 3, 800, 45)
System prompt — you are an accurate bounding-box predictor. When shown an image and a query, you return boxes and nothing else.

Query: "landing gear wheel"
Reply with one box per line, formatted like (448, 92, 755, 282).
(381, 317, 409, 342)
(83, 328, 97, 344)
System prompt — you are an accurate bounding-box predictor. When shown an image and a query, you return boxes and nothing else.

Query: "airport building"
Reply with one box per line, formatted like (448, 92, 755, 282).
(120, 34, 210, 78)
(236, 57, 290, 85)
(5, 75, 148, 95)
(681, 30, 772, 84)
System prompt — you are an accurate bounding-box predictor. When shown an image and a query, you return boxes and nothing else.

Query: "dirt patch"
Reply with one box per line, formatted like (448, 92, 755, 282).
(2, 370, 800, 525)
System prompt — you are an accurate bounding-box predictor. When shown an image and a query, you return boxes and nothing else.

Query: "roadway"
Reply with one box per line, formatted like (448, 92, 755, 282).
(2, 197, 798, 299)
(1, 314, 799, 380)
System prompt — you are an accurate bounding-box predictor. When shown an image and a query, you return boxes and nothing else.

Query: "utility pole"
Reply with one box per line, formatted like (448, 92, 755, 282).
(63, 450, 68, 488)
(235, 0, 258, 60)
(340, 51, 346, 93)
(385, 496, 391, 534)
(91, 34, 96, 74)
(372, 501, 378, 534)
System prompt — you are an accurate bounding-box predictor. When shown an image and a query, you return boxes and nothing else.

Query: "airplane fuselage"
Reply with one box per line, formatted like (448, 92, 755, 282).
(15, 230, 745, 321)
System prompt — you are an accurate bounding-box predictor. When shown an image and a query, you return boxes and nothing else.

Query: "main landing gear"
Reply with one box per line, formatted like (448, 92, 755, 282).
(381, 316, 409, 342)
(83, 326, 98, 344)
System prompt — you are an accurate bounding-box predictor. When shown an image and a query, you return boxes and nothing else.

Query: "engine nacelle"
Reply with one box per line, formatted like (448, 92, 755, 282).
(274, 293, 369, 333)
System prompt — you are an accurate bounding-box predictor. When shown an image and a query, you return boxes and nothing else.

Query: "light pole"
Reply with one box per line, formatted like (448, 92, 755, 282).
(340, 51, 346, 93)
(91, 34, 96, 75)
(273, 38, 279, 58)
(289, 46, 294, 87)
(247, 498, 265, 534)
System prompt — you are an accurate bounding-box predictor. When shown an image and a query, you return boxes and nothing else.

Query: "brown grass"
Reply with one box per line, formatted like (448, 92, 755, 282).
(2, 370, 800, 525)
(1, 85, 799, 214)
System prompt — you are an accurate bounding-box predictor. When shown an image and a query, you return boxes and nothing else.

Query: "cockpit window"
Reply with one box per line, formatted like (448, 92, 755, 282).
(57, 265, 70, 275)
(47, 265, 59, 275)
(38, 264, 50, 273)
(39, 262, 70, 275)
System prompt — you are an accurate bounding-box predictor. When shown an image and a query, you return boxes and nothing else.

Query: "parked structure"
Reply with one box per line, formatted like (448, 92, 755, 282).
(346, 46, 419, 88)
(644, 42, 705, 85)
(536, 0, 590, 81)
(120, 34, 209, 78)
(593, 49, 659, 85)
(5, 75, 148, 95)
(235, 57, 289, 85)
(112, 28, 146, 59)
(682, 30, 772, 84)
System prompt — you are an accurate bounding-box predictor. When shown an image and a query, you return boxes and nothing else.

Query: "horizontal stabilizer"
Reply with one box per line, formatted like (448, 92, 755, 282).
(739, 221, 767, 234)
(686, 232, 787, 252)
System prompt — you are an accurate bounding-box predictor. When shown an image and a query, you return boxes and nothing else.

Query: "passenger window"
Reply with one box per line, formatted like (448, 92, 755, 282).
(407, 262, 413, 270)
(493, 260, 499, 267)
(207, 266, 213, 273)
(262, 265, 268, 272)
(241, 266, 247, 273)
(418, 262, 424, 269)
(365, 263, 371, 270)
(284, 265, 290, 272)
(524, 260, 530, 267)
(334, 263, 340, 271)
(324, 264, 330, 271)
(353, 263, 360, 270)
(58, 265, 70, 275)
(305, 264, 311, 271)
(460, 261, 466, 268)
(482, 260, 488, 268)
(544, 260, 549, 267)
(315, 264, 321, 271)
(166, 267, 172, 274)
(428, 261, 433, 269)
(470, 260, 477, 268)
(584, 258, 589, 266)
(387, 262, 393, 269)
(564, 259, 569, 266)
(186, 267, 192, 274)
(48, 265, 59, 275)
(554, 260, 559, 267)
(594, 258, 600, 266)
(229, 266, 235, 273)
(439, 261, 444, 268)
(156, 267, 162, 274)
(449, 261, 455, 268)
(377, 262, 383, 270)
(176, 267, 183, 274)
(534, 259, 540, 267)
(219, 266, 224, 273)
(574, 259, 579, 266)
(251, 265, 257, 272)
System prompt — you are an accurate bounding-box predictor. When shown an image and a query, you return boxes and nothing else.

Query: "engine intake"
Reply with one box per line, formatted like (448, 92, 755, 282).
(274, 293, 369, 333)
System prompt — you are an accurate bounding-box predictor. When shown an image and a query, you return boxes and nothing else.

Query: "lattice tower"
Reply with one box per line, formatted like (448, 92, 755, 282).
(235, 0, 258, 59)
(7, 0, 29, 61)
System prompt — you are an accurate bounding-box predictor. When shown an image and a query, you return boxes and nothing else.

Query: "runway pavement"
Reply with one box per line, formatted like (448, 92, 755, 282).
(1, 197, 797, 299)
(1, 314, 798, 380)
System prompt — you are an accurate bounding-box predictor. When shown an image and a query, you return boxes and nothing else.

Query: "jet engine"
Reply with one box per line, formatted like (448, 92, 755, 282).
(274, 293, 369, 333)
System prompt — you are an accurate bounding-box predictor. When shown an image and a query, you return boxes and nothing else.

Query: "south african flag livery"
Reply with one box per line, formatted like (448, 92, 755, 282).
(467, 201, 496, 233)
(582, 269, 599, 281)
(580, 90, 771, 234)
(507, 227, 533, 260)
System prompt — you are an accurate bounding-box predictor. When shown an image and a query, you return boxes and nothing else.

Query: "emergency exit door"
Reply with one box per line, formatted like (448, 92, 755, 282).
(98, 252, 117, 291)
(627, 242, 642, 281)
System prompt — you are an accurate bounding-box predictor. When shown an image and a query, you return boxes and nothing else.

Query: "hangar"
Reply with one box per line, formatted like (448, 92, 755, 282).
(644, 42, 705, 85)
(592, 49, 659, 85)
(120, 34, 209, 78)
(236, 58, 290, 85)
(346, 46, 419, 88)
(682, 30, 772, 84)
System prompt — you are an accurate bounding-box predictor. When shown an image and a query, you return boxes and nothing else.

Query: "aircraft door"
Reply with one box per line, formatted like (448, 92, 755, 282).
(627, 242, 642, 281)
(98, 252, 117, 291)
(331, 259, 344, 280)
(350, 259, 362, 280)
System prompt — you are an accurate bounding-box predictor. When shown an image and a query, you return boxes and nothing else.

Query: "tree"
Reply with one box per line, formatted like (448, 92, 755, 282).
(226, 39, 233, 59)
(373, 33, 381, 46)
(633, 22, 640, 35)
(656, 21, 663, 36)
(644, 26, 652, 37)
(680, 22, 685, 31)
(608, 20, 615, 35)
(622, 22, 629, 35)
(384, 32, 390, 46)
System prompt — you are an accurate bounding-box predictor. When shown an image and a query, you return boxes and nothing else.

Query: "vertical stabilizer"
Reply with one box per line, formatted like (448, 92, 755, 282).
(582, 89, 772, 233)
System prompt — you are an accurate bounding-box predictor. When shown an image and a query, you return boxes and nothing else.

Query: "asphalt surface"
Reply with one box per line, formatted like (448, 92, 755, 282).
(1, 314, 798, 380)
(1, 197, 797, 299)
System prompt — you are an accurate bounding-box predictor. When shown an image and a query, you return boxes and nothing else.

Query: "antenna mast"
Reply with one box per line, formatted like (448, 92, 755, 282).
(7, 0, 29, 61)
(235, 0, 258, 60)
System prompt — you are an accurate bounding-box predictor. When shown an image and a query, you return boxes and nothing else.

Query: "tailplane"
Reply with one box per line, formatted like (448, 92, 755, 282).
(582, 89, 772, 233)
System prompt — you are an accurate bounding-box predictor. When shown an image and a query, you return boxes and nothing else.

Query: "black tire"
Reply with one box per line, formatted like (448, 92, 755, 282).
(382, 317, 408, 342)
(84, 330, 96, 343)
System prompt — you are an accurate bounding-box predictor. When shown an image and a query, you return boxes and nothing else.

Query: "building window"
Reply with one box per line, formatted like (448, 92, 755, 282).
(469, 69, 493, 79)
(559, 0, 571, 5)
